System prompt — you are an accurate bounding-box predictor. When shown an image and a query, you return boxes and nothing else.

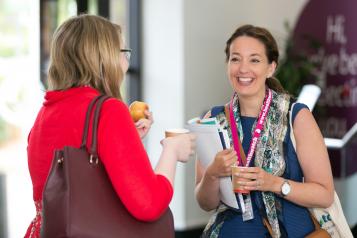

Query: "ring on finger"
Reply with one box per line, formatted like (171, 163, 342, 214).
(256, 180, 260, 187)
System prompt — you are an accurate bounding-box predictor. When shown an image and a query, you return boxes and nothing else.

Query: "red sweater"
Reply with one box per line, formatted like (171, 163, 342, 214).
(25, 86, 173, 237)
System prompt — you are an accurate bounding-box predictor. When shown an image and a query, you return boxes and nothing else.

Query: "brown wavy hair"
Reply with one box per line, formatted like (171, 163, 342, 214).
(225, 24, 286, 93)
(48, 14, 124, 99)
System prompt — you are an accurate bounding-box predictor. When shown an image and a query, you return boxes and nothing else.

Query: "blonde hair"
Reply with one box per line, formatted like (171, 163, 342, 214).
(48, 14, 124, 99)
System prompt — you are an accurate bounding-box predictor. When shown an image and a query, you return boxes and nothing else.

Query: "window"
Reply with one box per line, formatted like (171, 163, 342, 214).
(40, 0, 77, 87)
(39, 0, 142, 103)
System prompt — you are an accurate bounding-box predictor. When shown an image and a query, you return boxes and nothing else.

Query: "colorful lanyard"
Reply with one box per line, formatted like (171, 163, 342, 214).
(229, 89, 272, 167)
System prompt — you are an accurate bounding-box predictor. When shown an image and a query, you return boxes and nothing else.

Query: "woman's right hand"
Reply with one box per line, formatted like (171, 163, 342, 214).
(206, 149, 237, 179)
(161, 133, 196, 163)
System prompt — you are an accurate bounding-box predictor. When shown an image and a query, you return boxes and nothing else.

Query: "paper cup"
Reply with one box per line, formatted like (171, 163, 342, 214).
(165, 128, 189, 138)
(232, 165, 250, 194)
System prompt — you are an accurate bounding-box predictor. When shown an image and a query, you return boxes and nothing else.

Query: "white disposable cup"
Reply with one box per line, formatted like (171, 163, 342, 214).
(165, 128, 190, 138)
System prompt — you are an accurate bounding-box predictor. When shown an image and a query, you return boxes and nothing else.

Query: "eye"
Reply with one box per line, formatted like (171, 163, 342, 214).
(251, 58, 261, 63)
(230, 56, 240, 63)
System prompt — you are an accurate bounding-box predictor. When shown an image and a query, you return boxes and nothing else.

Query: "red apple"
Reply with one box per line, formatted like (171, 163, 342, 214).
(129, 101, 149, 122)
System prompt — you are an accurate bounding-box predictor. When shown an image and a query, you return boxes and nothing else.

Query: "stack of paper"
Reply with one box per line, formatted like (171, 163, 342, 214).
(186, 118, 239, 209)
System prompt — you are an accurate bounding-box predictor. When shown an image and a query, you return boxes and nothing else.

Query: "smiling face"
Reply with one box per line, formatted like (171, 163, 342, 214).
(227, 36, 276, 98)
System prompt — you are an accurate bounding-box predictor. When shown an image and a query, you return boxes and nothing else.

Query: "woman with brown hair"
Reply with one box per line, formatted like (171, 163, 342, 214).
(195, 25, 334, 237)
(25, 14, 195, 237)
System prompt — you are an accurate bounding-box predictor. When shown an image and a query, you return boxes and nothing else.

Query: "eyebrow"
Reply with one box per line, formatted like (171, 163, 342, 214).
(230, 52, 263, 57)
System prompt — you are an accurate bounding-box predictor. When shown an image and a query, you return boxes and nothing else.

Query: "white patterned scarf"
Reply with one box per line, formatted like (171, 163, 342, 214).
(214, 89, 291, 238)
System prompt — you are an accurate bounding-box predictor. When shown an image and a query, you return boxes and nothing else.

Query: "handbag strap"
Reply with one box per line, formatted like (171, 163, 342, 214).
(79, 94, 110, 163)
(80, 95, 106, 149)
(89, 95, 110, 163)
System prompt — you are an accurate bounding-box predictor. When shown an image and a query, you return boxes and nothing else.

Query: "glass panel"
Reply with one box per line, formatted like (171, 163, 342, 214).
(110, 0, 128, 29)
(0, 0, 41, 237)
(88, 0, 98, 15)
(0, 0, 41, 139)
(40, 0, 77, 87)
(110, 0, 129, 102)
(58, 0, 77, 23)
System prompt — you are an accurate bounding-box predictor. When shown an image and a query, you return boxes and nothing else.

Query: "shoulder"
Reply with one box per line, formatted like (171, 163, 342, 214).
(210, 105, 226, 118)
(202, 105, 225, 119)
(291, 102, 319, 134)
(100, 97, 132, 123)
(102, 97, 129, 112)
(291, 102, 310, 124)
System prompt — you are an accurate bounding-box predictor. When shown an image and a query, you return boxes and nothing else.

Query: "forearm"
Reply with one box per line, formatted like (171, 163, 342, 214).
(271, 177, 334, 208)
(195, 173, 221, 211)
(154, 147, 178, 187)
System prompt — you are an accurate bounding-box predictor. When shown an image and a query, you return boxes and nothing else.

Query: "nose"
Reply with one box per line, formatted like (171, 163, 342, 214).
(238, 60, 249, 74)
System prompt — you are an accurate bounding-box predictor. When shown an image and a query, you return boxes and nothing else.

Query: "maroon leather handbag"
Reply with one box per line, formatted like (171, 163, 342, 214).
(41, 95, 175, 238)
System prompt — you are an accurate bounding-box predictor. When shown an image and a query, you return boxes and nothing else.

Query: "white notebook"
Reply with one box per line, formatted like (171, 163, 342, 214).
(186, 118, 241, 210)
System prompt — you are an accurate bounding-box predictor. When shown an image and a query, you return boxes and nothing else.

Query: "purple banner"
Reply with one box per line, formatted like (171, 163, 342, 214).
(293, 0, 357, 177)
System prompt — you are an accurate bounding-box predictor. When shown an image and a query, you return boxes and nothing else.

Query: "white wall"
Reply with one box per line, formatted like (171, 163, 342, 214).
(142, 0, 308, 230)
(183, 0, 308, 120)
(142, 0, 188, 228)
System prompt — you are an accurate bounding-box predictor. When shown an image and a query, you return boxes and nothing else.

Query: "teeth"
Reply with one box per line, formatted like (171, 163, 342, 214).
(239, 77, 253, 82)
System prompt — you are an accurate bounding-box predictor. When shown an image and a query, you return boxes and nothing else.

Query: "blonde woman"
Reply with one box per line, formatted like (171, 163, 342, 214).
(25, 14, 195, 237)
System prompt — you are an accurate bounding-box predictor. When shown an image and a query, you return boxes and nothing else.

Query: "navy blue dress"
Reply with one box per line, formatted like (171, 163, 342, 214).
(211, 103, 315, 238)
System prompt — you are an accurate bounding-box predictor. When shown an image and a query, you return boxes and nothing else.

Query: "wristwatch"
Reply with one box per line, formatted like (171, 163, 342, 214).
(281, 179, 291, 197)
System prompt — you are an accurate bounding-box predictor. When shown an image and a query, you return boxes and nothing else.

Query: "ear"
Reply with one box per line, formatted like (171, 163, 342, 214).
(268, 61, 277, 78)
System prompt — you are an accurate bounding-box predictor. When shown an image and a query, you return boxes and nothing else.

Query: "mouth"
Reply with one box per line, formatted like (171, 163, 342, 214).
(237, 77, 254, 85)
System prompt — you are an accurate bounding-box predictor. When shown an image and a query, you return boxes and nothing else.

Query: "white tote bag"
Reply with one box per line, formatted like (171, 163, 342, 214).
(289, 103, 353, 238)
(309, 192, 353, 238)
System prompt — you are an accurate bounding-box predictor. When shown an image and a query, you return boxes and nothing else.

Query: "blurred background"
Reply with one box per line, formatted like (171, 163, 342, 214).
(0, 0, 356, 237)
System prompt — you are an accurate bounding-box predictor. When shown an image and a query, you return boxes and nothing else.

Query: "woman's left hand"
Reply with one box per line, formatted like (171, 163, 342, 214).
(232, 166, 280, 192)
(135, 110, 153, 139)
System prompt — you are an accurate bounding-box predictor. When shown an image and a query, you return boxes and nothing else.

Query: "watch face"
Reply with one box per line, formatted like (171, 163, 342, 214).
(282, 182, 291, 196)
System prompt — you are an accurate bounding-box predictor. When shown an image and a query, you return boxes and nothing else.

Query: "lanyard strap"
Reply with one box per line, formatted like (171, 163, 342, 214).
(229, 89, 272, 166)
(224, 105, 247, 166)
